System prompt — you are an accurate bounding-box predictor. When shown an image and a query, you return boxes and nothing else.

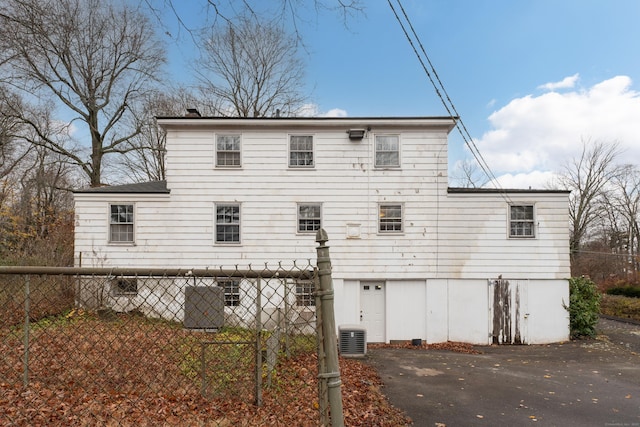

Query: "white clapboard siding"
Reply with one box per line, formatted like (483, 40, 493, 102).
(76, 119, 569, 280)
(73, 117, 572, 344)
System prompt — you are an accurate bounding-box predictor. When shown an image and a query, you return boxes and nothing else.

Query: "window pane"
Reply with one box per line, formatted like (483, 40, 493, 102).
(110, 204, 134, 242)
(298, 204, 321, 232)
(289, 135, 313, 167)
(296, 280, 315, 307)
(220, 279, 240, 307)
(216, 205, 240, 243)
(510, 205, 534, 237)
(379, 204, 403, 232)
(216, 135, 241, 167)
(375, 135, 400, 167)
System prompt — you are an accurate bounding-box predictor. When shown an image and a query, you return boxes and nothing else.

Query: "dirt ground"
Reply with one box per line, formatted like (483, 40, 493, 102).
(366, 317, 640, 426)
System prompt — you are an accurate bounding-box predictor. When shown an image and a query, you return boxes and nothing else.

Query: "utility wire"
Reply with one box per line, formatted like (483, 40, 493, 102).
(387, 0, 512, 203)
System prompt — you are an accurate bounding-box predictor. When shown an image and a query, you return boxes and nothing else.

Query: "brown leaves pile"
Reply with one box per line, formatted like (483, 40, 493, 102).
(0, 313, 411, 426)
(369, 341, 482, 354)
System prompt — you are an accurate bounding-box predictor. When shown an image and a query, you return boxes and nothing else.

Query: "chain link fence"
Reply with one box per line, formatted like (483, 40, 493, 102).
(0, 261, 332, 426)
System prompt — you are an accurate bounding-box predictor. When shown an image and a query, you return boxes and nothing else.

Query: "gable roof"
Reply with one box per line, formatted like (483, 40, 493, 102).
(74, 180, 169, 194)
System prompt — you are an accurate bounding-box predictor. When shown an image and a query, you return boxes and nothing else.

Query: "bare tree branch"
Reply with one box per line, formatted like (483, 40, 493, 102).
(0, 0, 166, 187)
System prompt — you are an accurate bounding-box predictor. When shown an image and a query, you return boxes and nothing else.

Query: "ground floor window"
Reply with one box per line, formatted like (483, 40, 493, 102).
(295, 280, 315, 307)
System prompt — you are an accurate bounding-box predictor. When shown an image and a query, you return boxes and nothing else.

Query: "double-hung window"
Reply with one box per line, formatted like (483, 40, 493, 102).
(215, 204, 240, 243)
(509, 205, 535, 238)
(216, 134, 241, 167)
(298, 203, 322, 233)
(375, 135, 400, 168)
(289, 135, 314, 168)
(379, 204, 403, 233)
(109, 204, 134, 243)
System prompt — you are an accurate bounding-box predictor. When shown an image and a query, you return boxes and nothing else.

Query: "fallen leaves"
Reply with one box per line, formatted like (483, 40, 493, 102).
(1, 313, 412, 426)
(369, 341, 482, 354)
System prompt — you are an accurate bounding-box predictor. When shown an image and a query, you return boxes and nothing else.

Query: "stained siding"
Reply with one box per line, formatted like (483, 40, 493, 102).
(73, 118, 571, 344)
(438, 192, 570, 279)
(75, 123, 569, 281)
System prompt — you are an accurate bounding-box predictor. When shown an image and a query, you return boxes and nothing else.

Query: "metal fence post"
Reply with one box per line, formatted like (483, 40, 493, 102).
(255, 277, 263, 406)
(315, 268, 329, 425)
(23, 275, 31, 387)
(315, 229, 344, 427)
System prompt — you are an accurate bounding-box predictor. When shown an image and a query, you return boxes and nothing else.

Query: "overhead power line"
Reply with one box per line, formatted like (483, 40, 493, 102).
(387, 0, 511, 200)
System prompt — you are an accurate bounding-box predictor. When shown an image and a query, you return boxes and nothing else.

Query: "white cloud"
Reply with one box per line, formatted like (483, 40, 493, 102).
(296, 104, 348, 118)
(321, 108, 348, 118)
(538, 73, 580, 91)
(490, 171, 559, 190)
(475, 75, 640, 188)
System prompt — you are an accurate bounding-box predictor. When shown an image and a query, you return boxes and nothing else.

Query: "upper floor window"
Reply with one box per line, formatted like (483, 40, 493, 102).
(510, 205, 535, 238)
(216, 134, 241, 167)
(289, 135, 314, 168)
(379, 204, 403, 233)
(109, 204, 134, 243)
(375, 135, 400, 168)
(215, 203, 240, 243)
(298, 203, 322, 233)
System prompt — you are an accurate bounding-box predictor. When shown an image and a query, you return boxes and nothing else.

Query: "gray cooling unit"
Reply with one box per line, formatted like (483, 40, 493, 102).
(184, 286, 224, 330)
(339, 325, 367, 357)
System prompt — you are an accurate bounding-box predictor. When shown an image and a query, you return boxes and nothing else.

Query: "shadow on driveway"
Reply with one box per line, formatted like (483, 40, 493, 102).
(365, 318, 640, 426)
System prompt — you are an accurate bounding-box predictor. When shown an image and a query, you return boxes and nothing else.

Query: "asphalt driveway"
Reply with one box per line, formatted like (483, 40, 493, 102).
(366, 318, 640, 426)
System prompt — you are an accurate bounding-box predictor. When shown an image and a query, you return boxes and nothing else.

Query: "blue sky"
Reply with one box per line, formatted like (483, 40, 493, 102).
(164, 1, 640, 188)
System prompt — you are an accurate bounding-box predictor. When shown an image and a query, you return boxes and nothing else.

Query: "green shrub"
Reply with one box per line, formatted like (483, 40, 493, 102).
(606, 286, 640, 298)
(565, 276, 601, 338)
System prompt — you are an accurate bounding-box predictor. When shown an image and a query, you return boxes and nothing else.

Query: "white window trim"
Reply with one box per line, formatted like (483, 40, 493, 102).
(108, 203, 135, 245)
(215, 133, 242, 168)
(214, 202, 242, 244)
(288, 134, 315, 169)
(297, 203, 322, 234)
(378, 203, 404, 234)
(374, 134, 401, 169)
(508, 204, 536, 239)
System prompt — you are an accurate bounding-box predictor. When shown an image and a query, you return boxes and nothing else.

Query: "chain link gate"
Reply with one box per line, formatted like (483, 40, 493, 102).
(0, 258, 336, 426)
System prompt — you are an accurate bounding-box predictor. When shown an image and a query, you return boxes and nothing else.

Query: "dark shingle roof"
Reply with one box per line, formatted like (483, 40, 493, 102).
(74, 180, 169, 194)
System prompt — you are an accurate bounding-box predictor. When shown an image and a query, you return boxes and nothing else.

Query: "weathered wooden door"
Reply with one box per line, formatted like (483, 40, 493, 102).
(490, 278, 529, 344)
(360, 282, 385, 343)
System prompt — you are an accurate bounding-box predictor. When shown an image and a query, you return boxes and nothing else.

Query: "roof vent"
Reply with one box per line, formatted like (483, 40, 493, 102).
(185, 108, 201, 117)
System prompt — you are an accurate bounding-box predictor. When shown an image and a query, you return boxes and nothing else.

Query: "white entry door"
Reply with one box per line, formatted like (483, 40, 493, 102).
(360, 282, 385, 343)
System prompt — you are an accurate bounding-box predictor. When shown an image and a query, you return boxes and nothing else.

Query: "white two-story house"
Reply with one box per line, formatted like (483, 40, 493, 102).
(73, 115, 571, 344)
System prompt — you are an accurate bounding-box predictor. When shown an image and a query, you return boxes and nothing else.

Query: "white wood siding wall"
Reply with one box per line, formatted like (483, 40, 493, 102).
(75, 123, 570, 282)
(438, 192, 570, 279)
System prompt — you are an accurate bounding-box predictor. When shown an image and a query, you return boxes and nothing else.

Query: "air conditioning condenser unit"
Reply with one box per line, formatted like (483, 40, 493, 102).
(339, 324, 366, 357)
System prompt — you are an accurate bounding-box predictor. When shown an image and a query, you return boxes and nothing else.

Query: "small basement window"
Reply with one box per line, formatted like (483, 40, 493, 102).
(112, 277, 138, 296)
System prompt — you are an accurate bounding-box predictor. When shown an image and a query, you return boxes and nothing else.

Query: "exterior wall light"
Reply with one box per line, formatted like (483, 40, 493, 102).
(347, 129, 366, 140)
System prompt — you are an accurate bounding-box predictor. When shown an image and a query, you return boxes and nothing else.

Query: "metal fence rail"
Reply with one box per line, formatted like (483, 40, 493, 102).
(0, 244, 342, 426)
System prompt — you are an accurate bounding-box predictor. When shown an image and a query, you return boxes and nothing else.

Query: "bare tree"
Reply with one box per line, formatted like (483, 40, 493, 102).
(119, 90, 198, 182)
(142, 0, 364, 41)
(0, 0, 166, 187)
(449, 159, 490, 188)
(606, 164, 640, 275)
(195, 15, 307, 117)
(556, 139, 621, 267)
